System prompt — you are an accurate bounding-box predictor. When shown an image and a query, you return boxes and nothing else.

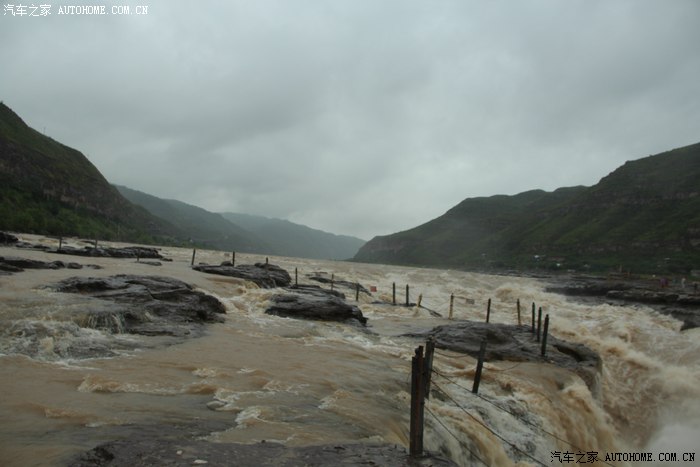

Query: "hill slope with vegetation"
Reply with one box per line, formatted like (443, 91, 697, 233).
(354, 143, 700, 274)
(0, 102, 179, 243)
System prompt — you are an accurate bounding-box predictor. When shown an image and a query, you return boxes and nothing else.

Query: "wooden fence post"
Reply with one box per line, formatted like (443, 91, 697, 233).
(191, 248, 196, 266)
(486, 298, 491, 323)
(424, 338, 435, 399)
(232, 251, 235, 267)
(410, 345, 425, 457)
(541, 314, 550, 357)
(537, 307, 543, 342)
(472, 338, 488, 394)
(58, 237, 63, 251)
(356, 282, 360, 301)
(406, 284, 410, 306)
(449, 293, 454, 320)
(517, 299, 521, 326)
(295, 267, 298, 286)
(531, 303, 536, 334)
(331, 273, 334, 291)
(392, 282, 396, 305)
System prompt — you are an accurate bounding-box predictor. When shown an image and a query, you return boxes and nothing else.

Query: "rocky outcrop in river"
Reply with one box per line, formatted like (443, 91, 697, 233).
(546, 276, 700, 330)
(266, 285, 368, 325)
(52, 275, 226, 337)
(193, 262, 292, 288)
(405, 321, 601, 393)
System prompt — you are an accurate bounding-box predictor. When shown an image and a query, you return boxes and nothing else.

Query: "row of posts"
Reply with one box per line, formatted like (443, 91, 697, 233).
(186, 253, 552, 356)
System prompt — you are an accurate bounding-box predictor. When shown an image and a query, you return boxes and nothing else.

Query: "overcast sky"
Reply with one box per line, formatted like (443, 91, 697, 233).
(2, 1, 699, 240)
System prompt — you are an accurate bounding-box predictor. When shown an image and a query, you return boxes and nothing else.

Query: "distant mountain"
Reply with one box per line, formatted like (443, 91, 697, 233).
(354, 143, 700, 274)
(115, 186, 264, 253)
(116, 188, 366, 259)
(0, 102, 179, 243)
(221, 212, 366, 260)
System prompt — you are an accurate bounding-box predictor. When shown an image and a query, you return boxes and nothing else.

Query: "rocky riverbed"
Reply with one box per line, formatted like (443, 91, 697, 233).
(545, 274, 700, 330)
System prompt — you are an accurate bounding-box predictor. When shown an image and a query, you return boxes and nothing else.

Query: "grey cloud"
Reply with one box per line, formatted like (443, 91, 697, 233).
(2, 0, 699, 240)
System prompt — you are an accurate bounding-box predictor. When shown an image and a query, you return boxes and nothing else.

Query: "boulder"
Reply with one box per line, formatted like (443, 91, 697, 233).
(51, 275, 226, 337)
(405, 321, 601, 393)
(0, 231, 19, 244)
(54, 245, 163, 259)
(72, 433, 456, 467)
(193, 263, 291, 288)
(0, 256, 80, 273)
(266, 285, 367, 325)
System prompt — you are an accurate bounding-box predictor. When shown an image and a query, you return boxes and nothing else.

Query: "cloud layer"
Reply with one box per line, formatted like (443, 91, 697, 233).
(2, 0, 699, 239)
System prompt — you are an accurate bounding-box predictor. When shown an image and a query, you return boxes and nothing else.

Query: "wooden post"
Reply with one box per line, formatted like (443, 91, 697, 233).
(392, 282, 396, 305)
(449, 293, 454, 320)
(331, 273, 335, 291)
(410, 345, 425, 457)
(537, 307, 543, 342)
(472, 338, 488, 394)
(355, 282, 360, 301)
(517, 299, 521, 326)
(295, 267, 298, 286)
(486, 298, 491, 323)
(531, 302, 536, 334)
(191, 248, 196, 266)
(58, 237, 63, 251)
(541, 314, 550, 357)
(423, 338, 435, 399)
(232, 251, 236, 267)
(406, 284, 410, 306)
(265, 257, 269, 268)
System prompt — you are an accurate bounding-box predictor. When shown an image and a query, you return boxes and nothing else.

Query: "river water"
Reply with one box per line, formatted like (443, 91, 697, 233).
(1, 235, 698, 466)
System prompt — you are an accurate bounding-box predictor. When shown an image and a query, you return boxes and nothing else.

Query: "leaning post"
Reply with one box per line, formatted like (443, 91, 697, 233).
(541, 314, 550, 357)
(191, 248, 196, 266)
(486, 298, 492, 323)
(409, 345, 425, 457)
(472, 338, 488, 394)
(449, 293, 454, 320)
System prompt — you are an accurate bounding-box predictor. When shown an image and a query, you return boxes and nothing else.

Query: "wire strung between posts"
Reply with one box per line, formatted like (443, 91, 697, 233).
(424, 405, 490, 467)
(430, 368, 617, 467)
(430, 380, 550, 467)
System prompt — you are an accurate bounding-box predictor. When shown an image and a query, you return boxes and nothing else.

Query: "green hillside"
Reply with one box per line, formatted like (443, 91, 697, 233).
(115, 186, 264, 252)
(354, 143, 700, 274)
(0, 102, 179, 243)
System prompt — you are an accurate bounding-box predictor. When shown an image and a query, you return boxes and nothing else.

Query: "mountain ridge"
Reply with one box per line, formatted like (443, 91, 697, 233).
(354, 143, 700, 274)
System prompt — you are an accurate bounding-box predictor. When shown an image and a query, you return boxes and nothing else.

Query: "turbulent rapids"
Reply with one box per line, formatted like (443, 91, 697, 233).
(1, 235, 699, 466)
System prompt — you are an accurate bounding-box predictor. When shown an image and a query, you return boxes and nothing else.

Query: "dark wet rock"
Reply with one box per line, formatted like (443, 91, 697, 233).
(136, 260, 162, 267)
(0, 231, 19, 244)
(51, 275, 226, 337)
(546, 276, 700, 331)
(0, 256, 82, 273)
(405, 321, 601, 393)
(193, 262, 291, 288)
(266, 286, 367, 325)
(14, 241, 51, 250)
(71, 429, 456, 467)
(308, 273, 371, 295)
(55, 245, 163, 259)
